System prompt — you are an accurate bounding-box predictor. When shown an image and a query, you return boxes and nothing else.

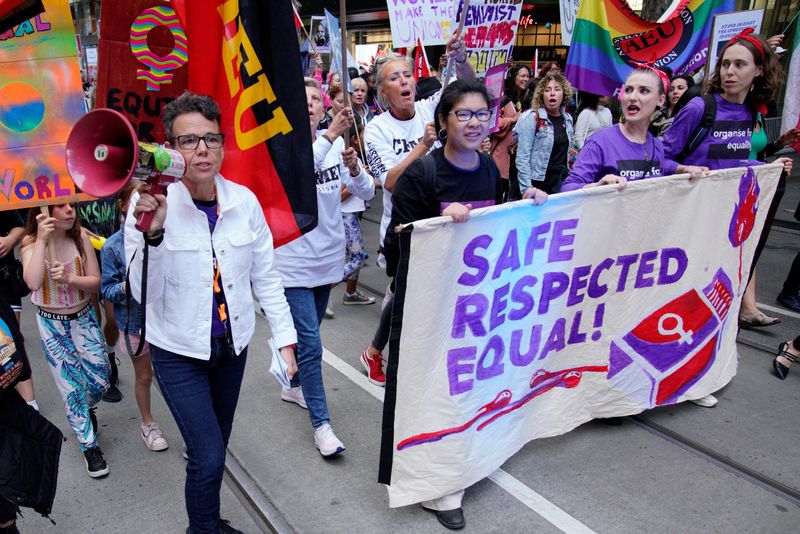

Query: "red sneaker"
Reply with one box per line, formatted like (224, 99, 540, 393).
(360, 348, 386, 387)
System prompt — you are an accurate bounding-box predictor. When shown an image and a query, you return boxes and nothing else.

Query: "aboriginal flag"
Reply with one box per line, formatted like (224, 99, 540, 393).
(173, 0, 317, 247)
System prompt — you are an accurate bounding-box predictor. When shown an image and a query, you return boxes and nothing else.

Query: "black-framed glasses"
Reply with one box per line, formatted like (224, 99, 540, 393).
(171, 133, 225, 150)
(450, 109, 492, 122)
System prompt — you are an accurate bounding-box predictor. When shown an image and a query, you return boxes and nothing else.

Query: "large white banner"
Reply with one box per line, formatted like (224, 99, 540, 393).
(379, 165, 782, 507)
(387, 0, 457, 48)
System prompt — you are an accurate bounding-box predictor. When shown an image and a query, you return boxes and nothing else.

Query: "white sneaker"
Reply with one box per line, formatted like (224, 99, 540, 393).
(689, 394, 718, 408)
(314, 423, 345, 457)
(141, 422, 169, 451)
(325, 302, 335, 319)
(281, 386, 308, 409)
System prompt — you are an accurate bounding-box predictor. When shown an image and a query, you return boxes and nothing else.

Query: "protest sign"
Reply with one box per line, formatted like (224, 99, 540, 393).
(310, 15, 330, 53)
(387, 0, 456, 49)
(456, 0, 522, 78)
(0, 0, 90, 210)
(379, 164, 782, 507)
(324, 9, 353, 92)
(704, 9, 764, 79)
(95, 0, 188, 144)
(559, 0, 579, 46)
(484, 64, 506, 133)
(565, 0, 734, 97)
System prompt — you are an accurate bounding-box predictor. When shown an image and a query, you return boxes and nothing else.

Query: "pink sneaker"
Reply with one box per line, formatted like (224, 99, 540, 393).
(141, 422, 169, 451)
(360, 349, 386, 386)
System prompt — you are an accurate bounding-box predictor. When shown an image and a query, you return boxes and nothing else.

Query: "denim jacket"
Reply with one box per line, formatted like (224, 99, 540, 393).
(100, 226, 142, 334)
(514, 107, 574, 190)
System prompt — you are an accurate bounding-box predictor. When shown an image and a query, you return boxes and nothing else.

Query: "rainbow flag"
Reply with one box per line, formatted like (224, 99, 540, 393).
(565, 0, 734, 96)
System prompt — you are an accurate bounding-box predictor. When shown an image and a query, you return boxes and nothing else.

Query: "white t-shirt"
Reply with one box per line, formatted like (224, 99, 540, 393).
(274, 135, 374, 287)
(573, 106, 613, 150)
(364, 91, 441, 247)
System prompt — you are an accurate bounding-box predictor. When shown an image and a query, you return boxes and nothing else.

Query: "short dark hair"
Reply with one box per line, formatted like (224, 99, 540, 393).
(434, 79, 490, 144)
(670, 74, 694, 89)
(162, 91, 222, 141)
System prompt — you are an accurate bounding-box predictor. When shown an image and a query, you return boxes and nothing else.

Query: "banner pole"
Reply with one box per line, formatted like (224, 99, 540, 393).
(339, 0, 350, 149)
(38, 205, 57, 263)
(442, 0, 470, 88)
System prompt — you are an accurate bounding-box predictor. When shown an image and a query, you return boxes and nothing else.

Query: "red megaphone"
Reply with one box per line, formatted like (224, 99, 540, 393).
(65, 108, 185, 232)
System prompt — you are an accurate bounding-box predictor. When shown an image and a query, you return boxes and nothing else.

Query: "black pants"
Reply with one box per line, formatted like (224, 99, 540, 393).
(0, 497, 16, 526)
(782, 251, 800, 294)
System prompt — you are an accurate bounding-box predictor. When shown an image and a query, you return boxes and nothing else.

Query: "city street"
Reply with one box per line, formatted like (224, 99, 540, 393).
(15, 172, 800, 533)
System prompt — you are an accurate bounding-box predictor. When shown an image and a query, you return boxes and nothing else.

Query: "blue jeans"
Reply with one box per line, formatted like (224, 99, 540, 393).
(284, 285, 331, 428)
(150, 338, 248, 534)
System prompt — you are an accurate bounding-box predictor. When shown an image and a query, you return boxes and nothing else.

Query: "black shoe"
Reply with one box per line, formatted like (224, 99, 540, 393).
(777, 291, 800, 313)
(103, 356, 123, 402)
(434, 508, 466, 530)
(0, 521, 20, 533)
(218, 519, 244, 533)
(84, 447, 109, 478)
(89, 408, 98, 436)
(773, 341, 798, 380)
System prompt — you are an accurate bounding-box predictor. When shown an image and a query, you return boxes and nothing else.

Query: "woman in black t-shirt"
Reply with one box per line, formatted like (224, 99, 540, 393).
(381, 80, 546, 531)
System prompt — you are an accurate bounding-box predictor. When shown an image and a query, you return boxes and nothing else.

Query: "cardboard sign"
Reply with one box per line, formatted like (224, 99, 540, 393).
(0, 0, 89, 210)
(387, 0, 457, 49)
(704, 9, 764, 80)
(456, 0, 522, 78)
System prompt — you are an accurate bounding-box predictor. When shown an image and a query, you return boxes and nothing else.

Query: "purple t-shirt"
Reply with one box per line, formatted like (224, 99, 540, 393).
(663, 93, 760, 170)
(562, 125, 676, 192)
(194, 199, 229, 339)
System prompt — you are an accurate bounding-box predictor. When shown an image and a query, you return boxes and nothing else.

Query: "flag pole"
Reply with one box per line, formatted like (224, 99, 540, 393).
(339, 0, 353, 149)
(293, 2, 319, 57)
(442, 0, 470, 88)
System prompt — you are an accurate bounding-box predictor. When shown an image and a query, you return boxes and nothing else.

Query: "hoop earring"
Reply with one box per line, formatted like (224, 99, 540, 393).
(438, 128, 447, 140)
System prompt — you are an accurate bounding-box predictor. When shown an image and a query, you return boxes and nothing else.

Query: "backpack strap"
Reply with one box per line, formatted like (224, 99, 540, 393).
(676, 94, 716, 162)
(421, 152, 437, 194)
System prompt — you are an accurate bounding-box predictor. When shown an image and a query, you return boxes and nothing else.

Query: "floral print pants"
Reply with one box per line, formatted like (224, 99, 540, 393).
(36, 305, 109, 451)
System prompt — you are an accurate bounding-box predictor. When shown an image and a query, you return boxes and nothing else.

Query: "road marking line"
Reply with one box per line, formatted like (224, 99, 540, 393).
(322, 348, 596, 534)
(756, 302, 800, 320)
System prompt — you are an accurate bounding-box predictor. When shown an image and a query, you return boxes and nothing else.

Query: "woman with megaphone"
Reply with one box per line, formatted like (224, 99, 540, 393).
(124, 92, 298, 534)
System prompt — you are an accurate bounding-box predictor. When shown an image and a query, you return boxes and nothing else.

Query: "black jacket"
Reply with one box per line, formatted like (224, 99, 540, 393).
(0, 296, 63, 518)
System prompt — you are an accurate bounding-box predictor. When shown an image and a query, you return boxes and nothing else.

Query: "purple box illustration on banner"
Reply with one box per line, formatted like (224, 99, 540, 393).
(608, 269, 733, 409)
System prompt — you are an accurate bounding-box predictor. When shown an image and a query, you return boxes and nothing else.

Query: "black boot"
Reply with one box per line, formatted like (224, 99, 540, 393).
(102, 355, 122, 403)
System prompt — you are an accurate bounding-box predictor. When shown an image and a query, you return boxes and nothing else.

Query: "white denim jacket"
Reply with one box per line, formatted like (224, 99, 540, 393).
(124, 175, 297, 360)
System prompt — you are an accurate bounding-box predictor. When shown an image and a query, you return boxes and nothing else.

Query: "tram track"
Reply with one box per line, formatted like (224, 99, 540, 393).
(352, 276, 800, 511)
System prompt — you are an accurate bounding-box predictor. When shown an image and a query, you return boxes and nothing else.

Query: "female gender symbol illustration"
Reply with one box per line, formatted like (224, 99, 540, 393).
(129, 6, 188, 91)
(657, 313, 694, 345)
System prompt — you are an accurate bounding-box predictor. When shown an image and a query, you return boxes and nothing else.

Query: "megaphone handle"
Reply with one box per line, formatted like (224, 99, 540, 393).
(39, 206, 58, 263)
(135, 180, 168, 233)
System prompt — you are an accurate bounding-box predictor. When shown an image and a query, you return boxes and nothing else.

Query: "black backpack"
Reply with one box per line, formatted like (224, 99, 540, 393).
(675, 94, 717, 163)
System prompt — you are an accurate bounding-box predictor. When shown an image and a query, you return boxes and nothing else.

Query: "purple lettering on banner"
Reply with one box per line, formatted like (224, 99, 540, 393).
(548, 219, 578, 263)
(509, 275, 537, 320)
(524, 222, 551, 265)
(615, 253, 639, 292)
(658, 247, 688, 285)
(537, 271, 569, 314)
(451, 294, 489, 338)
(634, 250, 659, 288)
(592, 303, 605, 341)
(588, 258, 614, 298)
(489, 283, 510, 331)
(567, 265, 591, 306)
(476, 336, 505, 381)
(492, 229, 521, 279)
(539, 317, 566, 360)
(510, 325, 542, 366)
(447, 347, 477, 395)
(53, 174, 70, 196)
(458, 234, 493, 286)
(567, 310, 587, 344)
